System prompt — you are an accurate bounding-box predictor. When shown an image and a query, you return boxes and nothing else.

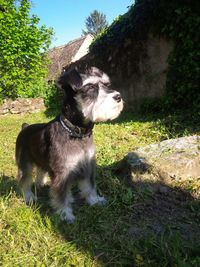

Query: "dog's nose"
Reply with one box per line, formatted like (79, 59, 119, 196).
(113, 93, 122, 103)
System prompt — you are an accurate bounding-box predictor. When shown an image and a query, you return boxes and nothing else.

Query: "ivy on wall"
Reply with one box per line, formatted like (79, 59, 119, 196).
(90, 0, 200, 110)
(159, 2, 200, 109)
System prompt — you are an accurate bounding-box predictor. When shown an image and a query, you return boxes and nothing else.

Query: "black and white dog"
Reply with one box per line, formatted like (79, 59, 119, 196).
(15, 67, 123, 222)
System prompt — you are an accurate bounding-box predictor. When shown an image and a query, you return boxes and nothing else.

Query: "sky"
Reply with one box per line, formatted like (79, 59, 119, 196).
(31, 0, 133, 48)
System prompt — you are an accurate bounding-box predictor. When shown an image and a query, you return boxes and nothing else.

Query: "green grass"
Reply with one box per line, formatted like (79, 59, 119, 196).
(0, 109, 199, 266)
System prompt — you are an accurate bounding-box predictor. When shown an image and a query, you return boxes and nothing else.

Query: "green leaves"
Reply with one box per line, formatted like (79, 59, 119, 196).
(163, 3, 200, 109)
(0, 0, 54, 100)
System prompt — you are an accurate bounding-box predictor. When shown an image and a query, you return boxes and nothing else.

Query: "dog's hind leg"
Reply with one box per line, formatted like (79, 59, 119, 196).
(17, 163, 37, 204)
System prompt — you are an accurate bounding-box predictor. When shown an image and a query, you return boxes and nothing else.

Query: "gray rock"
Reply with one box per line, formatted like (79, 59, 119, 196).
(125, 135, 200, 182)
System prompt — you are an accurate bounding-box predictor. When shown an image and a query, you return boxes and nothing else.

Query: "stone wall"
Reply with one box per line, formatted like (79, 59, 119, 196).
(71, 33, 174, 110)
(0, 98, 45, 115)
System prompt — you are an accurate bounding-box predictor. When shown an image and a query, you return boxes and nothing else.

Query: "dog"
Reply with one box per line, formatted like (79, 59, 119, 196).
(15, 66, 123, 222)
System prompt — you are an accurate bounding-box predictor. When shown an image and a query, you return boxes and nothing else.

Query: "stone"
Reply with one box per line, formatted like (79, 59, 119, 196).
(124, 135, 200, 183)
(0, 98, 45, 115)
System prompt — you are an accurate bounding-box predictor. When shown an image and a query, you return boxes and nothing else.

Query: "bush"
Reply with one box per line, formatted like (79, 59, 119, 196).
(0, 0, 53, 101)
(43, 82, 62, 112)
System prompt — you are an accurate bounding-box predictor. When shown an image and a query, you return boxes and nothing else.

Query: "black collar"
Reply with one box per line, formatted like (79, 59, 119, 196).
(59, 114, 93, 138)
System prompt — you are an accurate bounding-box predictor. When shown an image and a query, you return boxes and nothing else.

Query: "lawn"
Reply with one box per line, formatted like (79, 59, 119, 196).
(0, 109, 199, 266)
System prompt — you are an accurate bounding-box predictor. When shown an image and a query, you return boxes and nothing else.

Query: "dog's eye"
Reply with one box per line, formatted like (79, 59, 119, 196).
(100, 83, 113, 92)
(81, 84, 99, 99)
(104, 88, 115, 94)
(103, 82, 111, 87)
(83, 84, 99, 92)
(84, 83, 97, 88)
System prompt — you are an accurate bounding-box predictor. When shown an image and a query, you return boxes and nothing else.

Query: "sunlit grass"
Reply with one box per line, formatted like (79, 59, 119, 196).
(0, 109, 199, 266)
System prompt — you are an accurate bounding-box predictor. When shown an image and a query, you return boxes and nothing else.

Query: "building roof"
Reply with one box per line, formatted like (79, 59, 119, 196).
(47, 35, 93, 81)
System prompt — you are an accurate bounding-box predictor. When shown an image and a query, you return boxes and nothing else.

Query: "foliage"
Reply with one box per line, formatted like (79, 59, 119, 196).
(90, 0, 200, 110)
(89, 0, 156, 53)
(0, 0, 53, 100)
(82, 10, 108, 37)
(43, 82, 62, 112)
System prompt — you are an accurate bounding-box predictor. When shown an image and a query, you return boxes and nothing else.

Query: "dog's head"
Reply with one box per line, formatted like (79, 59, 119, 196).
(57, 67, 123, 123)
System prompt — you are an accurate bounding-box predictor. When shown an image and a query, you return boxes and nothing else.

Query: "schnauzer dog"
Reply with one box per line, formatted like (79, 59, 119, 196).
(15, 67, 123, 222)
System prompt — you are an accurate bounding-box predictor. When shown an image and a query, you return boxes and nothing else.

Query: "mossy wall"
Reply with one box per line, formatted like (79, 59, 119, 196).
(68, 0, 199, 110)
(71, 35, 173, 109)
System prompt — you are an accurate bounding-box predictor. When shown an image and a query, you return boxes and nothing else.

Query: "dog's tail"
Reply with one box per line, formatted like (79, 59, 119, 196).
(21, 123, 29, 130)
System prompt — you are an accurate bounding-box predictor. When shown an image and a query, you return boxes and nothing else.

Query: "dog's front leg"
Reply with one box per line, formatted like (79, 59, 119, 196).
(78, 160, 107, 206)
(35, 168, 48, 188)
(50, 180, 75, 223)
(86, 188, 107, 206)
(79, 179, 107, 205)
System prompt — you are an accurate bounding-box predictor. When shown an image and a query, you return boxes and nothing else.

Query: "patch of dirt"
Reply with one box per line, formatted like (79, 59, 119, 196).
(115, 136, 200, 245)
(128, 184, 200, 244)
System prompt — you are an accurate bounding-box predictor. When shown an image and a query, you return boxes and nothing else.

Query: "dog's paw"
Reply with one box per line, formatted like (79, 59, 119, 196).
(24, 191, 37, 204)
(96, 196, 107, 206)
(87, 195, 107, 206)
(59, 208, 75, 223)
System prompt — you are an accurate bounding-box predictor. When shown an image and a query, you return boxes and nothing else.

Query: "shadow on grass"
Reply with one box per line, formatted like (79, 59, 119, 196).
(0, 174, 19, 197)
(1, 161, 199, 266)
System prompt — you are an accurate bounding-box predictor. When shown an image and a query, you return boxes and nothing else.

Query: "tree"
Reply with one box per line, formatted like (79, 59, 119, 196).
(82, 10, 108, 37)
(0, 0, 53, 99)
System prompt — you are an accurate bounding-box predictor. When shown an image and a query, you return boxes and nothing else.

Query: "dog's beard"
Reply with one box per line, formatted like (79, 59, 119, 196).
(76, 88, 123, 123)
(92, 90, 123, 122)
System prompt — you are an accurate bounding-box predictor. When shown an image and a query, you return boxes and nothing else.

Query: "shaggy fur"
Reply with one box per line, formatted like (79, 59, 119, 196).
(15, 67, 123, 222)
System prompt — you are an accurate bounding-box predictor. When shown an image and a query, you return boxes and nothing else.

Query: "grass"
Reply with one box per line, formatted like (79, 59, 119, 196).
(0, 108, 200, 266)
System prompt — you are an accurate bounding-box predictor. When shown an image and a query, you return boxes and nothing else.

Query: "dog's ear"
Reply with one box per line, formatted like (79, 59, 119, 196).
(57, 68, 82, 91)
